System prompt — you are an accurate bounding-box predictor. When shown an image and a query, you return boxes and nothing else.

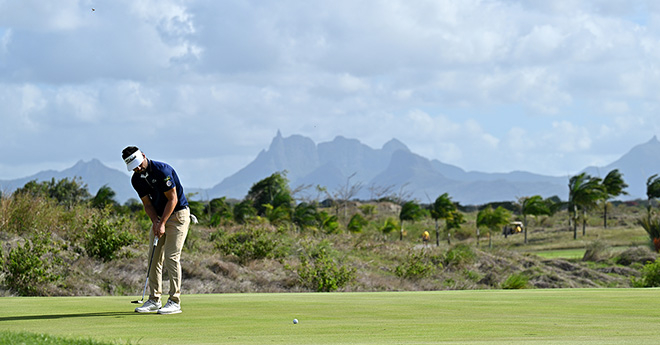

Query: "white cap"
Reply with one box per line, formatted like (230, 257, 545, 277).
(124, 150, 144, 171)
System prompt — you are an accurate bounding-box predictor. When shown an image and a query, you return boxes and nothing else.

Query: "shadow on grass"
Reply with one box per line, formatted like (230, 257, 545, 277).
(0, 312, 137, 322)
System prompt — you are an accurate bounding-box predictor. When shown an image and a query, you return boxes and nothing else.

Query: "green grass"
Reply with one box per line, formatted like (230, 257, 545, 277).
(2, 290, 660, 344)
(0, 331, 117, 345)
(533, 248, 586, 259)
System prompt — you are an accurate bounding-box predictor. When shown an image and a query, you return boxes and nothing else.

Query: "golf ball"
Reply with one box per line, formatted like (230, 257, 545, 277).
(293, 318, 298, 324)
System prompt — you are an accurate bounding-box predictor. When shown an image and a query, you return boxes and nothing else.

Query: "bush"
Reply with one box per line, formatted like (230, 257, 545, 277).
(84, 210, 137, 262)
(296, 249, 355, 292)
(15, 178, 90, 208)
(638, 216, 660, 252)
(4, 232, 64, 296)
(444, 244, 476, 268)
(501, 273, 530, 289)
(632, 259, 660, 287)
(394, 250, 438, 280)
(3, 194, 56, 234)
(583, 240, 610, 262)
(214, 228, 285, 264)
(347, 213, 368, 233)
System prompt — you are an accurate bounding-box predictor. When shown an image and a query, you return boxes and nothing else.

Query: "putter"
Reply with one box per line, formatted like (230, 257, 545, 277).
(131, 237, 159, 304)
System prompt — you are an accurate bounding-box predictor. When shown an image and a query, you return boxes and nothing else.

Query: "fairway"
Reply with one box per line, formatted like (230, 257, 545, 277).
(3, 289, 660, 344)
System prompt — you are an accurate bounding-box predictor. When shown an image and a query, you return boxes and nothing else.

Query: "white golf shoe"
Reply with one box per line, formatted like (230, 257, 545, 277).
(157, 300, 182, 315)
(135, 299, 161, 313)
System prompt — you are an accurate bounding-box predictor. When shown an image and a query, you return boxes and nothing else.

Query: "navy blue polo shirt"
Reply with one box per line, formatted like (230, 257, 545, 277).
(131, 159, 188, 217)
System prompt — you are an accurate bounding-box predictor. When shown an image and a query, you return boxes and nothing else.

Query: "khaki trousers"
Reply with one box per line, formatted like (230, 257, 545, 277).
(148, 207, 190, 304)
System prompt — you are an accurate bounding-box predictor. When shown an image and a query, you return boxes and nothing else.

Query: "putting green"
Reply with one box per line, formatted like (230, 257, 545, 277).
(2, 289, 660, 344)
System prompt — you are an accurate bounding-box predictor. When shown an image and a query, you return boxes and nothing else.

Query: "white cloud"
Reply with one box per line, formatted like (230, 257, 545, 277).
(601, 101, 630, 114)
(547, 121, 592, 152)
(1, 0, 660, 185)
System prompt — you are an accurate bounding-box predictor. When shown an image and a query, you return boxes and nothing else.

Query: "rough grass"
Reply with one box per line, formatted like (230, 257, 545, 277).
(0, 331, 122, 345)
(0, 201, 657, 296)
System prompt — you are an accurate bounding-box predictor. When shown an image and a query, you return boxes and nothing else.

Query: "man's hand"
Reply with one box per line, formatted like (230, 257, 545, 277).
(153, 220, 166, 238)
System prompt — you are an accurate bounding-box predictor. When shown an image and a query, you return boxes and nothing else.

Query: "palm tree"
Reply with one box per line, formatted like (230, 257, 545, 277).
(292, 202, 318, 231)
(445, 210, 466, 245)
(399, 201, 424, 240)
(600, 169, 628, 228)
(638, 216, 660, 252)
(91, 185, 118, 210)
(477, 206, 511, 248)
(646, 174, 660, 216)
(568, 173, 603, 239)
(518, 195, 551, 244)
(429, 193, 456, 247)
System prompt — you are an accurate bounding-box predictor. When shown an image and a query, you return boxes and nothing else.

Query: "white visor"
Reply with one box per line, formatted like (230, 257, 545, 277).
(124, 150, 144, 171)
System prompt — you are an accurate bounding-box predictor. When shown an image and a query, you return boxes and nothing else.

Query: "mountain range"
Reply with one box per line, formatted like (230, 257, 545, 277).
(2, 132, 659, 205)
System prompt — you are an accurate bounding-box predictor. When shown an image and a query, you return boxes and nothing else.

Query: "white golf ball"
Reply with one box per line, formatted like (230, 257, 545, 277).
(293, 318, 298, 324)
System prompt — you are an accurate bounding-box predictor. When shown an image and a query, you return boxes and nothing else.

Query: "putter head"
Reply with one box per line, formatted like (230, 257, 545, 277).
(131, 300, 143, 304)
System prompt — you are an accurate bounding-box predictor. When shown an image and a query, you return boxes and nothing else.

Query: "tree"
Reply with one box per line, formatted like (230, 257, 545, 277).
(399, 201, 425, 241)
(207, 197, 233, 226)
(476, 206, 510, 248)
(347, 213, 368, 233)
(445, 210, 466, 245)
(320, 173, 364, 222)
(233, 200, 256, 224)
(646, 174, 660, 216)
(15, 177, 90, 208)
(518, 195, 551, 244)
(292, 202, 318, 231)
(316, 211, 340, 234)
(600, 169, 628, 228)
(429, 193, 456, 247)
(91, 185, 118, 210)
(638, 216, 660, 252)
(380, 217, 399, 239)
(568, 173, 603, 239)
(246, 172, 293, 217)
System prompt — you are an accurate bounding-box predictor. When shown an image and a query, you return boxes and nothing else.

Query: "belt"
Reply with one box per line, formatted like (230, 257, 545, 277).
(174, 205, 189, 212)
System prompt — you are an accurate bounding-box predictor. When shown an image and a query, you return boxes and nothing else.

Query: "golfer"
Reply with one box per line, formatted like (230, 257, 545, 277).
(422, 230, 430, 246)
(122, 146, 190, 315)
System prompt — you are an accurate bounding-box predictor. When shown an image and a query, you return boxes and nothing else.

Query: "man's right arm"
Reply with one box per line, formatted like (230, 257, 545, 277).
(140, 195, 160, 225)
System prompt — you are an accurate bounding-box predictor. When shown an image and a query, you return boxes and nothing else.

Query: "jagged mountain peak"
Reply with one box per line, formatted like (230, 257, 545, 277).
(4, 133, 658, 205)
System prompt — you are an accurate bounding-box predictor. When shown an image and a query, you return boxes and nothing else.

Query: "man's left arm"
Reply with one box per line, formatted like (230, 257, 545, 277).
(155, 188, 178, 238)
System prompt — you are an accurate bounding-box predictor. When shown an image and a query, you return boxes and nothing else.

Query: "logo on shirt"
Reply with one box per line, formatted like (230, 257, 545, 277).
(164, 176, 172, 187)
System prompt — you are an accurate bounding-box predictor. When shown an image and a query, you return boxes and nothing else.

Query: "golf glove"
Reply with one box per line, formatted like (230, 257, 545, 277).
(190, 214, 198, 224)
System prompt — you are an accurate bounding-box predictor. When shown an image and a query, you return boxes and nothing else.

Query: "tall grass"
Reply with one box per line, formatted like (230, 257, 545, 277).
(0, 331, 124, 345)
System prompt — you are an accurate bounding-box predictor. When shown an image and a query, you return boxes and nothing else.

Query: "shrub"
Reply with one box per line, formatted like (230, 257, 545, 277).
(84, 211, 137, 262)
(318, 211, 340, 234)
(638, 216, 660, 252)
(501, 273, 530, 289)
(632, 259, 660, 287)
(394, 251, 437, 280)
(583, 240, 610, 262)
(380, 217, 399, 236)
(444, 244, 476, 268)
(214, 228, 285, 264)
(3, 194, 56, 234)
(296, 249, 355, 292)
(15, 178, 90, 208)
(347, 213, 368, 233)
(4, 232, 64, 296)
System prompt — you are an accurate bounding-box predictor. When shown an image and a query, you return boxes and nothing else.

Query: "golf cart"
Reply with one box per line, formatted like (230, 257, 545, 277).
(502, 221, 524, 238)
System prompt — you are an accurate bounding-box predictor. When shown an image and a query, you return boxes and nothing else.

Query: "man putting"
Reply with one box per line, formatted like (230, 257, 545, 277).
(122, 146, 190, 315)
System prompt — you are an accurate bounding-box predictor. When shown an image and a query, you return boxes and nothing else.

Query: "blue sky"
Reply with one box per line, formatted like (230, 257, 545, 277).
(1, 0, 659, 188)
